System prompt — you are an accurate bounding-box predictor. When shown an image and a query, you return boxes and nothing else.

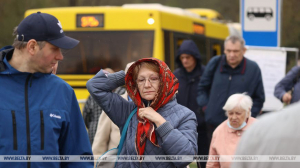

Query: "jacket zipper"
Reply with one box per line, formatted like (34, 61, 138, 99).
(40, 110, 44, 150)
(25, 74, 32, 168)
(226, 74, 232, 97)
(11, 110, 17, 150)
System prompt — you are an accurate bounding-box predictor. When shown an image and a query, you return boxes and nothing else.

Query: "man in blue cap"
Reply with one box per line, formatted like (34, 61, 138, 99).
(173, 39, 208, 168)
(0, 12, 93, 168)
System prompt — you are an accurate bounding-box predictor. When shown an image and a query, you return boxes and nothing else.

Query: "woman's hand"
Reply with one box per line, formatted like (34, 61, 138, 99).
(282, 92, 292, 104)
(139, 107, 166, 127)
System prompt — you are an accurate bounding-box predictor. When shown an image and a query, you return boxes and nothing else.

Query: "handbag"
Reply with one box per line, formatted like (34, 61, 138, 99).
(96, 107, 137, 168)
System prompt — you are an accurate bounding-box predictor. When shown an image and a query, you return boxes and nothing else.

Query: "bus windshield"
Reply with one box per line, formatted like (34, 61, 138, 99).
(58, 31, 154, 74)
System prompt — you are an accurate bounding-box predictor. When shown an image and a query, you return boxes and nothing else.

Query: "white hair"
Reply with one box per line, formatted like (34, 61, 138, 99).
(223, 93, 253, 116)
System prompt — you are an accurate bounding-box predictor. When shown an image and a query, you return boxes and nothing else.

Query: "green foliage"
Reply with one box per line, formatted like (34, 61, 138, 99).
(281, 0, 300, 48)
(0, 0, 68, 46)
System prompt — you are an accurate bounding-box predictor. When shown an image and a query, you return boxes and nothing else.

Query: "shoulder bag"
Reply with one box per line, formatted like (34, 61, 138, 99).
(96, 107, 137, 168)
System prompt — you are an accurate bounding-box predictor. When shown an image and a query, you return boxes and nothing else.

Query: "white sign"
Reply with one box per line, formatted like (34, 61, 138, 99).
(244, 47, 286, 111)
(244, 0, 277, 31)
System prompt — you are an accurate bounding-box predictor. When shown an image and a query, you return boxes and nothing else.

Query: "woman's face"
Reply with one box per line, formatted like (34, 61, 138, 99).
(136, 65, 160, 101)
(228, 106, 247, 128)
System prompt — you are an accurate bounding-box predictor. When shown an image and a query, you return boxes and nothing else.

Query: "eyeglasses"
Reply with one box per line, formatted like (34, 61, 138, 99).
(136, 76, 160, 86)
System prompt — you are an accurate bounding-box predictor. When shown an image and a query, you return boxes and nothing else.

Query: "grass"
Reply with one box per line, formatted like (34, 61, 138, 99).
(189, 162, 198, 168)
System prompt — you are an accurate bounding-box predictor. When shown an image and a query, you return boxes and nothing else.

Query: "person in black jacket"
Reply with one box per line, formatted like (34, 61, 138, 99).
(173, 39, 208, 168)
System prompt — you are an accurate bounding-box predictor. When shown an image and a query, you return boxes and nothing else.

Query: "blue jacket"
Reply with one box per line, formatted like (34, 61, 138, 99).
(0, 47, 93, 168)
(174, 40, 205, 124)
(274, 65, 300, 104)
(87, 70, 198, 168)
(197, 55, 265, 126)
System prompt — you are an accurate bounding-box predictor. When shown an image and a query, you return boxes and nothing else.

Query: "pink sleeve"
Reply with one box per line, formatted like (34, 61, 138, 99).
(206, 132, 220, 168)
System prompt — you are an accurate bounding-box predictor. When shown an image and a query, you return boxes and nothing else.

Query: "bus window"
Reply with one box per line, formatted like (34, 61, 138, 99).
(247, 7, 253, 13)
(212, 44, 221, 56)
(164, 31, 174, 70)
(191, 35, 207, 64)
(59, 31, 154, 74)
(266, 8, 272, 13)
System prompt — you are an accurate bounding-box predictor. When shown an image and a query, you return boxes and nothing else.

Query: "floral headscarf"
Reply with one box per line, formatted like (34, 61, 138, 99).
(125, 58, 179, 156)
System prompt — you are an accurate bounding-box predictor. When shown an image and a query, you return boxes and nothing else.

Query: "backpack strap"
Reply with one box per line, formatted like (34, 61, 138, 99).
(215, 55, 222, 72)
(117, 107, 137, 155)
(209, 55, 222, 85)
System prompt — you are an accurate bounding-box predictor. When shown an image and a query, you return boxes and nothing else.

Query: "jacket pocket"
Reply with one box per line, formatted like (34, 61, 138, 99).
(40, 110, 44, 150)
(11, 110, 17, 150)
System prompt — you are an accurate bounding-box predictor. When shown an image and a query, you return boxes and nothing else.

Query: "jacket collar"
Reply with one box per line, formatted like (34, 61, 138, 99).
(219, 55, 247, 74)
(157, 97, 177, 114)
(176, 65, 204, 79)
(0, 46, 14, 72)
(0, 46, 51, 78)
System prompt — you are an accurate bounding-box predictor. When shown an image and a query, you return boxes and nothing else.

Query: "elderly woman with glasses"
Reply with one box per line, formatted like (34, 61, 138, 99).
(86, 58, 198, 168)
(206, 93, 257, 168)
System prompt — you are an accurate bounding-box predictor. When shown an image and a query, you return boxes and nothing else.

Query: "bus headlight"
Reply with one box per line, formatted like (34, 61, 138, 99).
(147, 18, 155, 25)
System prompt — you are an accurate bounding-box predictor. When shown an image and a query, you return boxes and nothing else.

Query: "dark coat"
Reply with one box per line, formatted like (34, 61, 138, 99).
(197, 55, 265, 127)
(174, 40, 205, 124)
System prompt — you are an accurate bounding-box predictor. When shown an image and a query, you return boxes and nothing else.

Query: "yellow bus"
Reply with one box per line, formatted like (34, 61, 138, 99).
(25, 4, 239, 104)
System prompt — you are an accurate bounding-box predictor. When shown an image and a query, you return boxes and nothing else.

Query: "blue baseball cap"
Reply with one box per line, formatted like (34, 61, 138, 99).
(17, 12, 79, 49)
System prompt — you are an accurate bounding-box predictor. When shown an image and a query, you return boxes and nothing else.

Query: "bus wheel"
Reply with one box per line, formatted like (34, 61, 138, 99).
(265, 14, 272, 21)
(248, 14, 255, 21)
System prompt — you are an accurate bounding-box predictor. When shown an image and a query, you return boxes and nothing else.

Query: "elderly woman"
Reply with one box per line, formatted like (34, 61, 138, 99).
(86, 58, 198, 168)
(206, 93, 256, 168)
